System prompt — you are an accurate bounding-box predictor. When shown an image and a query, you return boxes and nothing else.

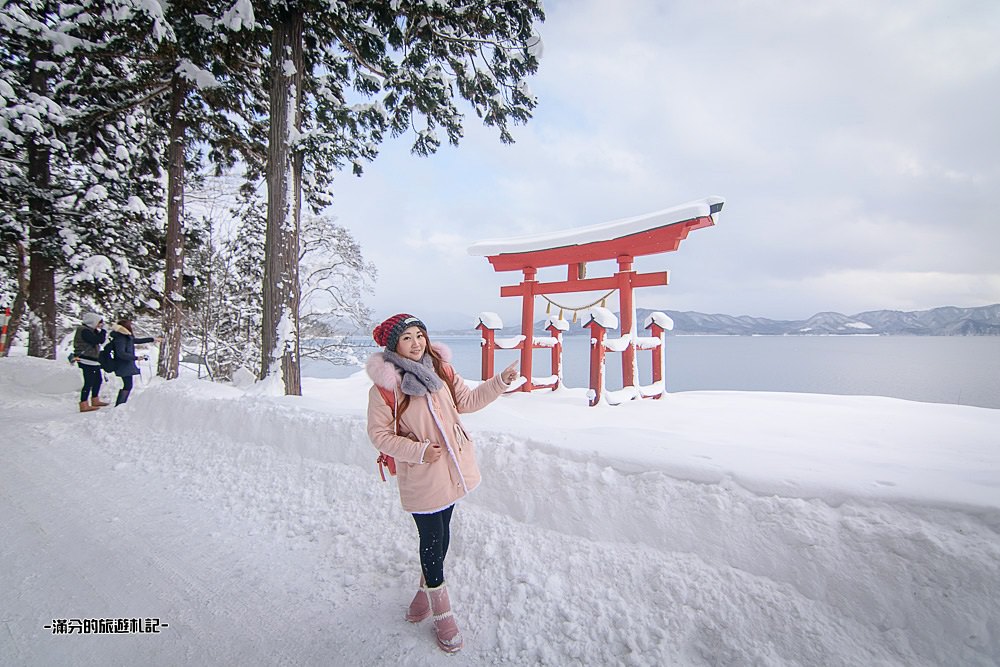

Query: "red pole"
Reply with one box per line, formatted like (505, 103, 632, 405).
(519, 267, 537, 392)
(648, 321, 665, 398)
(476, 322, 496, 381)
(585, 318, 607, 407)
(617, 255, 636, 390)
(546, 321, 564, 390)
(0, 306, 9, 354)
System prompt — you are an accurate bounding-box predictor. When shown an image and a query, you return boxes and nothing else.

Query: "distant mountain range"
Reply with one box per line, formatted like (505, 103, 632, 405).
(453, 304, 1000, 337)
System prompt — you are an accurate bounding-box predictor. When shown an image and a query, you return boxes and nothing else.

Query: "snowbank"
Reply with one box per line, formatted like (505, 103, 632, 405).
(2, 356, 998, 665)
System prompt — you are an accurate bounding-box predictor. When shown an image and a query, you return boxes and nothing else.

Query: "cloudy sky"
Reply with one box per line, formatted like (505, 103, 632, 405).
(328, 0, 1000, 330)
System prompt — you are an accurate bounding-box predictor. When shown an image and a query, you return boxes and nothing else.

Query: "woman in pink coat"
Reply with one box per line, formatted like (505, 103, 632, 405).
(366, 313, 517, 654)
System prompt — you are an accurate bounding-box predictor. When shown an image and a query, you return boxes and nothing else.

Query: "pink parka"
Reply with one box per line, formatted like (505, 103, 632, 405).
(366, 343, 508, 514)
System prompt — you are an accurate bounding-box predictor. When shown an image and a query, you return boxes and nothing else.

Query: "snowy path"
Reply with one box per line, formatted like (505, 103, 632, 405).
(2, 358, 998, 665)
(2, 395, 367, 665)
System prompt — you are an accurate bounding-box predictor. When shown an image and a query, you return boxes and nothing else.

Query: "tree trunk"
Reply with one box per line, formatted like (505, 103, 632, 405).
(26, 56, 56, 360)
(158, 74, 188, 380)
(261, 10, 304, 395)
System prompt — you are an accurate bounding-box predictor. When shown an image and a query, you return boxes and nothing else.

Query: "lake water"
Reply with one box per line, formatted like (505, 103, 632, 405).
(302, 335, 1000, 409)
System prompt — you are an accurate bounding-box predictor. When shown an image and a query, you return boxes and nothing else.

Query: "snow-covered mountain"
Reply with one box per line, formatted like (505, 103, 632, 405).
(464, 304, 1000, 336)
(851, 305, 1000, 335)
(652, 304, 1000, 335)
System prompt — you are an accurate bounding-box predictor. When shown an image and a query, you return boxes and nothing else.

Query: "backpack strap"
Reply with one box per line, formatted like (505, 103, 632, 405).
(441, 362, 456, 383)
(376, 385, 398, 481)
(376, 384, 397, 429)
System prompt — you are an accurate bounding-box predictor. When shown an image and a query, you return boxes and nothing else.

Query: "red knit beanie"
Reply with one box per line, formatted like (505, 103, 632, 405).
(373, 313, 427, 351)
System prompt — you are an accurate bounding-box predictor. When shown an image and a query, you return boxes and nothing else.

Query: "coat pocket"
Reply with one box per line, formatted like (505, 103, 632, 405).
(453, 422, 473, 452)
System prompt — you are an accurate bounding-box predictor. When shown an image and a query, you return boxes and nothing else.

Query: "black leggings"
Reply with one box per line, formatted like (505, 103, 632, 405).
(80, 365, 102, 402)
(411, 505, 455, 589)
(116, 375, 134, 406)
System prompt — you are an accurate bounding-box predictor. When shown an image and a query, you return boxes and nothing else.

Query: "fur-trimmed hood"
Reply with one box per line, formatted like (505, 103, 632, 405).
(366, 342, 452, 391)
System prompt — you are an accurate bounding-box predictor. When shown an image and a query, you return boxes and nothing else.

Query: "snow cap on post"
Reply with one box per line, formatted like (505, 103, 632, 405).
(373, 313, 426, 351)
(477, 312, 504, 330)
(644, 311, 674, 331)
(584, 307, 618, 330)
(545, 316, 570, 332)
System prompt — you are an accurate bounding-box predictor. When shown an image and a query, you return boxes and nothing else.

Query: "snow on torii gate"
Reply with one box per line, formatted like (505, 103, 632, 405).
(468, 196, 724, 405)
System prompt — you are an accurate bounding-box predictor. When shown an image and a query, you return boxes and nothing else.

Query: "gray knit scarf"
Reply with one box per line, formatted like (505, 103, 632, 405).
(383, 350, 443, 397)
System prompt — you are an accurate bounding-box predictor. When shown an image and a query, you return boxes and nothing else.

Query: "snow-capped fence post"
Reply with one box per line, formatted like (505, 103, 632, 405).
(645, 311, 673, 398)
(545, 317, 569, 390)
(648, 321, 665, 389)
(584, 310, 613, 407)
(476, 312, 503, 381)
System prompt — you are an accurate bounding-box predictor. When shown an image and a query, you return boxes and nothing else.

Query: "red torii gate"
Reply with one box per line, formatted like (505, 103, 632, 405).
(468, 196, 724, 403)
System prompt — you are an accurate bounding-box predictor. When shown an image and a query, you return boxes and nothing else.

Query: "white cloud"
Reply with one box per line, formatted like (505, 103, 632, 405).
(784, 269, 1000, 316)
(329, 0, 1000, 324)
(403, 229, 468, 257)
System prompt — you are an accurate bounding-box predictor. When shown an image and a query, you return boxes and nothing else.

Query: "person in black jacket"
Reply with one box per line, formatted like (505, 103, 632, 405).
(72, 312, 108, 412)
(108, 318, 160, 406)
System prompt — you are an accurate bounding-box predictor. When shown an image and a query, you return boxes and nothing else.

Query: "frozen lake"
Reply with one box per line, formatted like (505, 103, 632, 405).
(303, 335, 1000, 409)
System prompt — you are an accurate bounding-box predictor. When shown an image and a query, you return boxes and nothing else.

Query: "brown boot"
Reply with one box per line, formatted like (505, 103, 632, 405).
(90, 397, 109, 407)
(79, 401, 100, 412)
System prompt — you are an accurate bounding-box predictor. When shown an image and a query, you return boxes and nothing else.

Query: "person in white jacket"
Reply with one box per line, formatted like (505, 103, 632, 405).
(71, 312, 108, 412)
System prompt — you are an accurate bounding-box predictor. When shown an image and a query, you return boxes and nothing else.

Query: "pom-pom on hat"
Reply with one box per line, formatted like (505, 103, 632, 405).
(373, 313, 427, 351)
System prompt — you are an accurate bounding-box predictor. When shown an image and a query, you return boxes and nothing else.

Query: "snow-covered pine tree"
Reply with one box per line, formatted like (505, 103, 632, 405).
(140, 0, 268, 380)
(255, 0, 545, 395)
(181, 172, 247, 378)
(212, 183, 266, 380)
(56, 0, 171, 320)
(0, 0, 169, 357)
(181, 173, 375, 382)
(1, 0, 69, 358)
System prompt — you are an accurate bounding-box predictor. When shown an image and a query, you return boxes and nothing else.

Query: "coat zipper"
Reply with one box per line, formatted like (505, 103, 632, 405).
(426, 396, 468, 492)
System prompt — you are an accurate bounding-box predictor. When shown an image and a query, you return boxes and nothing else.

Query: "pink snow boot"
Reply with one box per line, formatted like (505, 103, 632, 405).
(406, 578, 431, 623)
(427, 582, 463, 653)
